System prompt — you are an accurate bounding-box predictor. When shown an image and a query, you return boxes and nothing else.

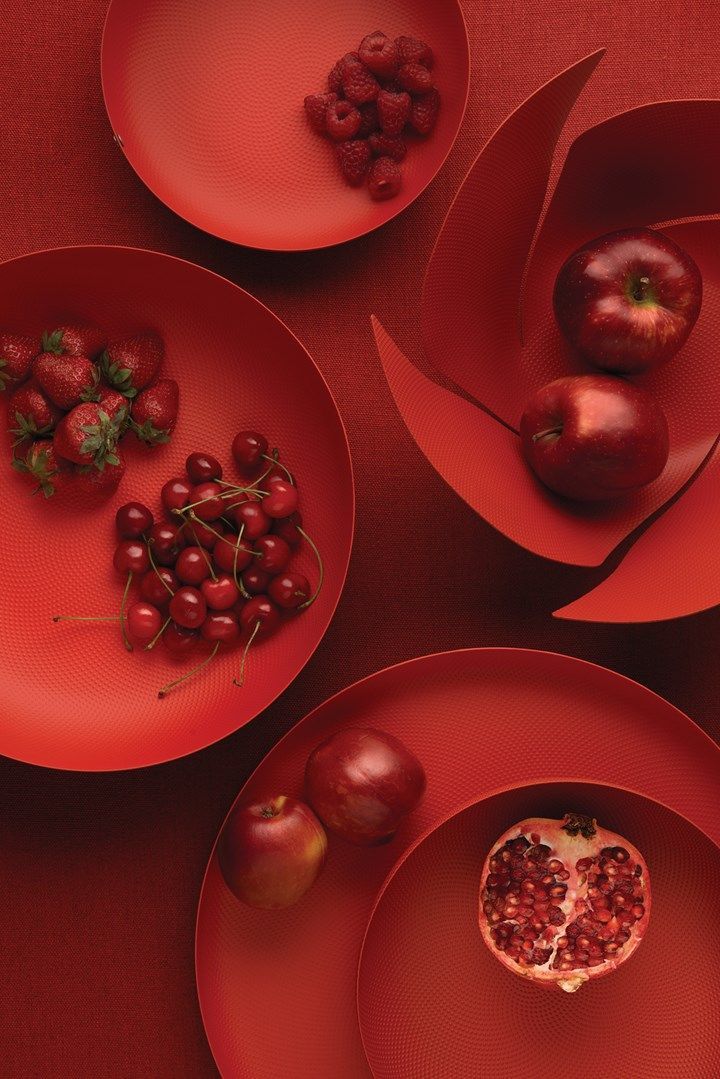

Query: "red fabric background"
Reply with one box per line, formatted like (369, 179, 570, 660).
(2, 2, 719, 1075)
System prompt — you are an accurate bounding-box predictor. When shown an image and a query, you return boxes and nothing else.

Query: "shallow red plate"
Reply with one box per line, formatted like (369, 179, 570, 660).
(0, 246, 353, 770)
(101, 0, 469, 250)
(195, 649, 720, 1078)
(359, 785, 720, 1079)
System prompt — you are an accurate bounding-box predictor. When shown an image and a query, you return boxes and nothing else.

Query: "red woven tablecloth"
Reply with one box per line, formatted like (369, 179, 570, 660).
(2, 2, 719, 1075)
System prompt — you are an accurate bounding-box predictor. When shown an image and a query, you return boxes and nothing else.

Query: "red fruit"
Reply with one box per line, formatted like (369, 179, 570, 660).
(368, 132, 407, 161)
(115, 501, 154, 538)
(186, 451, 222, 483)
(305, 728, 426, 845)
(377, 89, 411, 135)
(161, 476, 192, 514)
(358, 30, 399, 79)
(11, 439, 65, 498)
(175, 546, 212, 585)
(357, 102, 380, 138)
(72, 452, 126, 499)
(96, 385, 130, 422)
(410, 88, 441, 135)
(478, 814, 651, 993)
(148, 522, 185, 566)
(201, 610, 240, 645)
(7, 381, 62, 445)
(268, 571, 310, 609)
(201, 574, 240, 611)
(189, 518, 224, 550)
(262, 479, 299, 519)
(336, 140, 372, 187)
(395, 35, 434, 68)
(33, 352, 99, 410)
(113, 538, 150, 576)
(126, 601, 162, 644)
(140, 567, 177, 607)
(231, 430, 268, 475)
(234, 499, 270, 540)
(272, 511, 303, 548)
(340, 53, 380, 105)
(368, 157, 402, 201)
(239, 595, 280, 637)
(169, 585, 206, 629)
(241, 565, 271, 596)
(0, 332, 36, 390)
(131, 378, 179, 446)
(328, 58, 346, 94)
(325, 99, 361, 141)
(397, 62, 434, 95)
(189, 481, 224, 522)
(254, 534, 291, 575)
(218, 796, 327, 910)
(304, 91, 337, 134)
(41, 324, 106, 359)
(162, 621, 199, 656)
(100, 332, 163, 398)
(53, 403, 122, 471)
(213, 533, 254, 574)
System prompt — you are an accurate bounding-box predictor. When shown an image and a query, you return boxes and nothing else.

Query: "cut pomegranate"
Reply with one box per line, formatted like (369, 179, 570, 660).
(478, 813, 651, 993)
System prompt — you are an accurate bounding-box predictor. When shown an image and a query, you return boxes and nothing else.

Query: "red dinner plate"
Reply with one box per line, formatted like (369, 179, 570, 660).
(358, 785, 720, 1079)
(101, 0, 469, 250)
(195, 649, 720, 1078)
(0, 246, 353, 770)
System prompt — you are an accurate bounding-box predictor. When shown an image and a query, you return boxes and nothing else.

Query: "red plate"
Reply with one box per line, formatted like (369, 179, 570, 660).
(195, 649, 720, 1078)
(101, 0, 469, 250)
(0, 246, 353, 770)
(358, 785, 720, 1079)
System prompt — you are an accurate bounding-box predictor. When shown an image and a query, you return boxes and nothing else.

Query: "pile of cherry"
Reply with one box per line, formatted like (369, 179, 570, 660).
(304, 31, 440, 200)
(54, 431, 321, 698)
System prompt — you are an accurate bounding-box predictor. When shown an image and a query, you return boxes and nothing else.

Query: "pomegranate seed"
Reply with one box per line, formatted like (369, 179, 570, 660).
(576, 857, 593, 872)
(547, 859, 563, 873)
(594, 908, 612, 923)
(520, 879, 535, 893)
(635, 864, 643, 876)
(557, 869, 570, 881)
(587, 957, 604, 967)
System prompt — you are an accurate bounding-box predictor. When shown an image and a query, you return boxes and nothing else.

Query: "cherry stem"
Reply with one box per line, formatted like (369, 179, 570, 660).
(145, 615, 171, 651)
(297, 526, 324, 609)
(233, 621, 260, 687)
(53, 615, 122, 622)
(186, 513, 218, 580)
(147, 541, 174, 595)
(262, 452, 294, 484)
(119, 570, 134, 652)
(233, 524, 251, 599)
(158, 641, 220, 699)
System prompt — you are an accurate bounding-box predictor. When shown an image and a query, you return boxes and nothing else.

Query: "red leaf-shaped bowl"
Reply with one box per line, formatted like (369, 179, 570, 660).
(376, 52, 720, 620)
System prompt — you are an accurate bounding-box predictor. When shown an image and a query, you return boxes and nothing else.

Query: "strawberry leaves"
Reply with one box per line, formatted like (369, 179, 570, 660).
(12, 444, 59, 498)
(130, 417, 171, 446)
(76, 408, 123, 471)
(40, 328, 65, 356)
(100, 350, 138, 399)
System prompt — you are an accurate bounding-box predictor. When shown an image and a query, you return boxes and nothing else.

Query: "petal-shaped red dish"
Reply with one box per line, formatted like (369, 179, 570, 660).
(358, 786, 720, 1079)
(195, 648, 720, 1078)
(101, 0, 469, 250)
(0, 246, 353, 770)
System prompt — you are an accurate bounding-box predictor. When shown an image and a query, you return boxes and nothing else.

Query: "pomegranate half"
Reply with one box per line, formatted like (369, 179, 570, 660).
(478, 813, 651, 993)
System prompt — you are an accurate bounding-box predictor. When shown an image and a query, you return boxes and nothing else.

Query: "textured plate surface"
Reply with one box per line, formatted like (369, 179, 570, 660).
(195, 649, 720, 1078)
(0, 246, 353, 770)
(358, 785, 720, 1079)
(101, 0, 469, 250)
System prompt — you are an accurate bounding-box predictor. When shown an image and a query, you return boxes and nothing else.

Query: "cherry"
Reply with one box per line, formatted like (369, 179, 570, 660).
(113, 539, 150, 576)
(161, 477, 192, 514)
(268, 571, 311, 609)
(232, 430, 268, 475)
(140, 567, 178, 607)
(234, 500, 270, 540)
(201, 611, 240, 644)
(273, 511, 303, 548)
(169, 586, 207, 629)
(189, 518, 225, 550)
(176, 546, 213, 585)
(187, 451, 223, 483)
(254, 534, 291, 575)
(162, 621, 200, 656)
(115, 501, 154, 538)
(201, 574, 240, 611)
(262, 479, 298, 519)
(213, 533, 254, 574)
(126, 601, 163, 643)
(234, 595, 281, 686)
(148, 523, 185, 566)
(189, 481, 224, 522)
(242, 565, 271, 595)
(266, 464, 296, 488)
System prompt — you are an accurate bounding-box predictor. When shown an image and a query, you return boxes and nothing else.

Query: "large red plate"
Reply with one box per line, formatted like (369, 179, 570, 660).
(195, 649, 720, 1078)
(0, 246, 353, 770)
(358, 785, 720, 1078)
(101, 0, 469, 250)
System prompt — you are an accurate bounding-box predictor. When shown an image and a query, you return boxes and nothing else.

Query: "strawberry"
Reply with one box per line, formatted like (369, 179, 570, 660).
(72, 449, 126, 498)
(33, 352, 99, 410)
(96, 384, 130, 423)
(130, 378, 179, 446)
(7, 380, 62, 446)
(54, 403, 123, 470)
(336, 140, 372, 186)
(410, 88, 441, 135)
(100, 333, 163, 398)
(12, 439, 68, 499)
(41, 324, 106, 359)
(0, 332, 36, 391)
(377, 89, 411, 135)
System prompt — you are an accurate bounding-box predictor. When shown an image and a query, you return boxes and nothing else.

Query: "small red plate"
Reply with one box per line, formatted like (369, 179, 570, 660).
(101, 0, 469, 250)
(195, 649, 720, 1078)
(0, 246, 353, 770)
(358, 785, 720, 1079)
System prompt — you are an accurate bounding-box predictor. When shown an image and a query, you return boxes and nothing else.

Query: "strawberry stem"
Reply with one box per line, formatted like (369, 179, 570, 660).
(158, 641, 220, 699)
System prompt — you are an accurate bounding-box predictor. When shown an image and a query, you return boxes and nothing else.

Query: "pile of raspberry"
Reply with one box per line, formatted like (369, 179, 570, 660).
(304, 31, 440, 200)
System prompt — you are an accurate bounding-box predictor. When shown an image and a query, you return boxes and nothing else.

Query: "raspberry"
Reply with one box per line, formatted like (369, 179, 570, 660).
(358, 30, 400, 79)
(368, 132, 407, 162)
(340, 53, 380, 105)
(304, 92, 337, 134)
(357, 102, 380, 138)
(368, 156, 402, 201)
(377, 89, 411, 135)
(395, 35, 434, 69)
(336, 140, 372, 187)
(325, 99, 361, 141)
(328, 60, 344, 94)
(397, 62, 434, 94)
(409, 88, 441, 135)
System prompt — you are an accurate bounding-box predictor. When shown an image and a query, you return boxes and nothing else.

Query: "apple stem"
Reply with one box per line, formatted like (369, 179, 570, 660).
(532, 426, 563, 443)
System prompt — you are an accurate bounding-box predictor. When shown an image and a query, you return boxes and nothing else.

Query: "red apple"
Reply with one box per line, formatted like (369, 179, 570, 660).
(553, 227, 702, 373)
(218, 795, 327, 909)
(520, 374, 669, 502)
(305, 728, 426, 846)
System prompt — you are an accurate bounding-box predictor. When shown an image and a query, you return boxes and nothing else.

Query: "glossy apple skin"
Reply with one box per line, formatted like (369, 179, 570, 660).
(218, 795, 327, 909)
(553, 227, 702, 373)
(520, 374, 669, 502)
(305, 728, 426, 846)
